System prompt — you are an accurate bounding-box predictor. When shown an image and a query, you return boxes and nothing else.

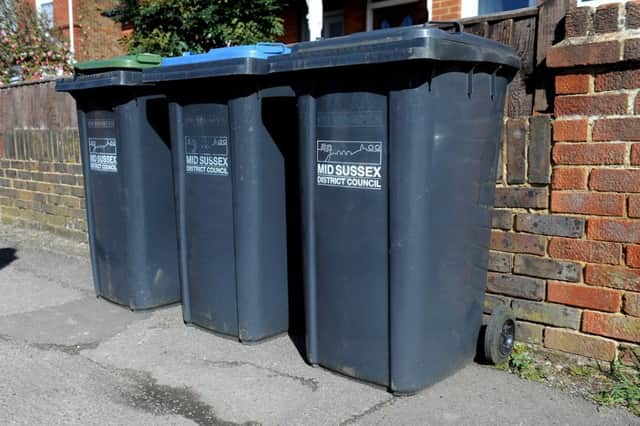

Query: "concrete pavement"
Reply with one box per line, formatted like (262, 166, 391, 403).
(0, 224, 637, 425)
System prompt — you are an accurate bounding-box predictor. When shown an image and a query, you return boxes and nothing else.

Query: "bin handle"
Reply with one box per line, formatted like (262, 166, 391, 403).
(428, 21, 464, 33)
(135, 53, 162, 64)
(255, 42, 289, 54)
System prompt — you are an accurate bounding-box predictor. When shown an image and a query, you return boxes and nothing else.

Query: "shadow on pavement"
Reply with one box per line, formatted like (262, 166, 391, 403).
(0, 248, 18, 270)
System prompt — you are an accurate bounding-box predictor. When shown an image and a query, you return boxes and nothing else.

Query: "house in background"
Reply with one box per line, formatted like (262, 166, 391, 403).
(279, 0, 616, 43)
(28, 0, 126, 61)
(279, 0, 544, 43)
(23, 0, 619, 60)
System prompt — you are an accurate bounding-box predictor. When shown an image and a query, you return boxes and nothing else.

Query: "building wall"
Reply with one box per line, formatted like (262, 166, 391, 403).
(281, 3, 302, 44)
(32, 0, 125, 61)
(431, 0, 462, 20)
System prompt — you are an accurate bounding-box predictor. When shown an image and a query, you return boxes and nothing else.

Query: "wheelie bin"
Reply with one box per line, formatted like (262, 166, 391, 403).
(143, 44, 297, 342)
(56, 55, 181, 310)
(268, 24, 520, 393)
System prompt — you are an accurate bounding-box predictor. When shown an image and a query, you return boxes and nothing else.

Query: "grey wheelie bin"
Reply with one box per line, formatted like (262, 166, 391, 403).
(143, 44, 297, 342)
(269, 24, 520, 393)
(56, 55, 181, 310)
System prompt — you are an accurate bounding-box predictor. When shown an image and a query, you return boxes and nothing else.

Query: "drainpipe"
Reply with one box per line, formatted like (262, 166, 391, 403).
(68, 0, 75, 59)
(306, 0, 323, 40)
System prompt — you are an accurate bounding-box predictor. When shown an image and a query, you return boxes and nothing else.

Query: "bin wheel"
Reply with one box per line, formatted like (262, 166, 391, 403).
(484, 305, 515, 365)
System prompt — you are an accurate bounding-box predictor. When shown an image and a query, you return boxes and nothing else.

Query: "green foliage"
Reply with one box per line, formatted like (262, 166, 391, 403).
(0, 0, 72, 85)
(594, 360, 640, 415)
(506, 344, 548, 382)
(568, 364, 598, 378)
(107, 0, 286, 56)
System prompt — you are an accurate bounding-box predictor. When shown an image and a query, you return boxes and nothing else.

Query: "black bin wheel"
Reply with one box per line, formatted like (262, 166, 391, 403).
(484, 305, 516, 365)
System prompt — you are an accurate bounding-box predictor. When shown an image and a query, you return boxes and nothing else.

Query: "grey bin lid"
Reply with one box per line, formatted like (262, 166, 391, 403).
(268, 24, 521, 73)
(55, 70, 146, 92)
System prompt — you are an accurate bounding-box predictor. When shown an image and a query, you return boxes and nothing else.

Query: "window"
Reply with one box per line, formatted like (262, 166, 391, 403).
(576, 0, 626, 5)
(35, 0, 54, 28)
(323, 10, 344, 38)
(461, 0, 537, 18)
(366, 0, 427, 31)
(301, 8, 345, 40)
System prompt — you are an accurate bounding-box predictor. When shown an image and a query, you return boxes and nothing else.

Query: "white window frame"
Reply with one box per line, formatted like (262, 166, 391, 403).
(461, 0, 541, 18)
(460, 0, 478, 18)
(35, 0, 54, 27)
(366, 0, 432, 31)
(578, 0, 627, 6)
(576, 0, 626, 6)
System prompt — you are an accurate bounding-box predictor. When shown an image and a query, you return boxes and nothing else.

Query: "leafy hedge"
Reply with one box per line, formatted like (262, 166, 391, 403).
(107, 0, 286, 56)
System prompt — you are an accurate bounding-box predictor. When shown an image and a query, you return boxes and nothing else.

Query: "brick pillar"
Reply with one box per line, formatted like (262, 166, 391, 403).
(431, 0, 461, 20)
(534, 1, 640, 363)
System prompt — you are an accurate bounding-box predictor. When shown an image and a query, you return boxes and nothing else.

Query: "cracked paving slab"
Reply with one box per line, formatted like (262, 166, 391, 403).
(0, 268, 86, 316)
(0, 338, 195, 426)
(83, 306, 391, 425)
(349, 364, 640, 425)
(0, 297, 150, 347)
(0, 229, 92, 296)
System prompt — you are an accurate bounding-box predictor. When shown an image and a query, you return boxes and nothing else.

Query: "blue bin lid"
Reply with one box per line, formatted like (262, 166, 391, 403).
(144, 42, 291, 82)
(160, 43, 290, 67)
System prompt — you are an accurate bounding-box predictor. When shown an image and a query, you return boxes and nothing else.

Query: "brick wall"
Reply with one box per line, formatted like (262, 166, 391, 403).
(483, 0, 640, 365)
(51, 0, 125, 62)
(431, 0, 461, 20)
(0, 80, 86, 241)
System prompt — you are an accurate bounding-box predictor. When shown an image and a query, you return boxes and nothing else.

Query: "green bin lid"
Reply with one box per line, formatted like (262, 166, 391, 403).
(74, 53, 162, 73)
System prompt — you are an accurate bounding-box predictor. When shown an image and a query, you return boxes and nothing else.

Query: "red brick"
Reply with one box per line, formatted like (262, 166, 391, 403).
(552, 143, 626, 165)
(631, 195, 640, 219)
(552, 167, 589, 190)
(548, 237, 621, 265)
(589, 169, 640, 193)
(632, 144, 640, 165)
(555, 94, 627, 116)
(547, 41, 621, 68)
(585, 264, 640, 291)
(624, 292, 640, 317)
(625, 38, 640, 61)
(548, 281, 622, 312)
(494, 188, 548, 209)
(583, 311, 640, 343)
(595, 69, 640, 91)
(628, 1, 640, 29)
(551, 192, 625, 216)
(594, 3, 621, 34)
(593, 118, 640, 141)
(565, 7, 593, 38)
(555, 75, 590, 95)
(490, 231, 546, 256)
(588, 218, 640, 243)
(545, 327, 617, 361)
(628, 245, 640, 268)
(553, 120, 589, 142)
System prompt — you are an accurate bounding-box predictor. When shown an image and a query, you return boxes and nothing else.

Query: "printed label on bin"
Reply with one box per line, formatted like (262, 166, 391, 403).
(316, 140, 382, 191)
(185, 136, 229, 176)
(88, 137, 118, 173)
